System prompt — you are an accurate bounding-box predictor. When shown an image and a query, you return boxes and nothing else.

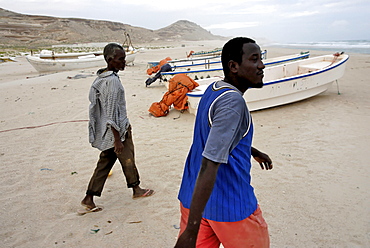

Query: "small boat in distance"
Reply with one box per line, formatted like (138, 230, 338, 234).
(186, 48, 222, 57)
(26, 49, 136, 73)
(26, 53, 106, 73)
(147, 55, 221, 68)
(26, 32, 137, 73)
(186, 52, 348, 115)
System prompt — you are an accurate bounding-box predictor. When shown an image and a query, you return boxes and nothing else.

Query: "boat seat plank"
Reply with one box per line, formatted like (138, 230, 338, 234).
(299, 61, 331, 70)
(298, 61, 332, 74)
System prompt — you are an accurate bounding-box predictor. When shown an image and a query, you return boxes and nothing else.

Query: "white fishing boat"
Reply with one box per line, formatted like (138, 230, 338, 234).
(147, 50, 269, 68)
(187, 48, 222, 57)
(161, 52, 310, 87)
(186, 53, 349, 115)
(26, 53, 106, 73)
(148, 50, 269, 69)
(26, 50, 137, 73)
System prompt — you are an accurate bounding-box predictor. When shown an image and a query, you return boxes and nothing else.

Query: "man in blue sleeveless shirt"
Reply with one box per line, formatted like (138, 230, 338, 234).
(175, 37, 273, 248)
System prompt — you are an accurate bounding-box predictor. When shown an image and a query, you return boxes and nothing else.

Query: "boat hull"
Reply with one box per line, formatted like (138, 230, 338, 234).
(26, 55, 106, 73)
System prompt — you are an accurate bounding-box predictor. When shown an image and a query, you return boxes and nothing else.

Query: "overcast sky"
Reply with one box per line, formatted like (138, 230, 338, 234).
(1, 0, 369, 43)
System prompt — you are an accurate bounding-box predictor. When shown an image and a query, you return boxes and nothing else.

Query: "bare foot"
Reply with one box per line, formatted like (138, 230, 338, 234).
(132, 186, 155, 199)
(81, 195, 96, 209)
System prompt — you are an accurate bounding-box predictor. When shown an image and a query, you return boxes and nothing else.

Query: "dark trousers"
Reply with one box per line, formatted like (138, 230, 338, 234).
(86, 126, 140, 196)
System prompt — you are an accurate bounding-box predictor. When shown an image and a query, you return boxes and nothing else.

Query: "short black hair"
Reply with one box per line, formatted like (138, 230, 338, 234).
(103, 43, 124, 63)
(221, 37, 256, 75)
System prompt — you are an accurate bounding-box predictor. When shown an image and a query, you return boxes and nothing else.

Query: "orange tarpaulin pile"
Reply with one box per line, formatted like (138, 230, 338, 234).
(148, 74, 199, 117)
(147, 57, 172, 75)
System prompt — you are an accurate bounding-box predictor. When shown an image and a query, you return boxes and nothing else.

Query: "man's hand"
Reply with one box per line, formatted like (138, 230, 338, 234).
(114, 140, 124, 154)
(111, 126, 123, 154)
(174, 229, 197, 248)
(251, 147, 273, 170)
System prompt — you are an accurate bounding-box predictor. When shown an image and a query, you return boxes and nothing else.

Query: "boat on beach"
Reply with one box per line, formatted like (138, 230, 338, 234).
(161, 52, 310, 87)
(186, 53, 349, 115)
(147, 50, 268, 68)
(26, 32, 137, 73)
(147, 55, 221, 68)
(26, 53, 105, 73)
(187, 48, 222, 57)
(26, 49, 137, 73)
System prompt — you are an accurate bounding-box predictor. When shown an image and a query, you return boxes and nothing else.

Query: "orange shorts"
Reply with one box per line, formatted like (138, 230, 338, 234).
(179, 203, 270, 248)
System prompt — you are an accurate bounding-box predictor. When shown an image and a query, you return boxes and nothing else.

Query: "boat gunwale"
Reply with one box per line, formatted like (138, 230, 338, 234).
(162, 68, 223, 76)
(264, 53, 309, 66)
(147, 55, 221, 66)
(162, 53, 311, 76)
(172, 60, 221, 69)
(26, 54, 104, 63)
(149, 50, 268, 66)
(186, 54, 349, 97)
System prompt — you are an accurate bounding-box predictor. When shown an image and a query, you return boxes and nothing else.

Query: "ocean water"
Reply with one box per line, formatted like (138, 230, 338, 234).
(270, 40, 370, 54)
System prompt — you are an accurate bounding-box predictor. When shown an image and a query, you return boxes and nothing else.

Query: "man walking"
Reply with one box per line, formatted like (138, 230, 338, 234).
(80, 43, 154, 214)
(175, 37, 273, 247)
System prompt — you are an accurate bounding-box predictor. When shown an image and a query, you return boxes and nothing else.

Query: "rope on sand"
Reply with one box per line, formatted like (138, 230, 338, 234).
(0, 119, 88, 133)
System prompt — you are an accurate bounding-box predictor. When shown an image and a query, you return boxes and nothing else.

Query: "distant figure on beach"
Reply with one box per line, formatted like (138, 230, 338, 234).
(175, 37, 273, 247)
(79, 43, 154, 215)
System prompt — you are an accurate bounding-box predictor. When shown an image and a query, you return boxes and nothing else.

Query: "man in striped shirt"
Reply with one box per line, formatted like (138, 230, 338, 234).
(80, 43, 154, 214)
(175, 37, 273, 247)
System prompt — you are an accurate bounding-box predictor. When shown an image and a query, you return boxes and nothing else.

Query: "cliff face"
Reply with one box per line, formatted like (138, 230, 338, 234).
(0, 8, 226, 47)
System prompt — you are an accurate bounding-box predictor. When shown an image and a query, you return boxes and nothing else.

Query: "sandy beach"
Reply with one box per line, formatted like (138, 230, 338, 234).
(0, 40, 369, 248)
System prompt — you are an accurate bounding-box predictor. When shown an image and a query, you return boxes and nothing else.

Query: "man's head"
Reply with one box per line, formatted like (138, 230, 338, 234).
(104, 43, 126, 72)
(222, 37, 265, 92)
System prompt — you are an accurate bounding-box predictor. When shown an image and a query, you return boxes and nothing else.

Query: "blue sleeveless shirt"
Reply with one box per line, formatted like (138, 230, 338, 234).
(178, 81, 258, 222)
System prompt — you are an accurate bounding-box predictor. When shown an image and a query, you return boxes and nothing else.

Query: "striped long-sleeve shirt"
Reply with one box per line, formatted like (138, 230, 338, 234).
(88, 70, 130, 151)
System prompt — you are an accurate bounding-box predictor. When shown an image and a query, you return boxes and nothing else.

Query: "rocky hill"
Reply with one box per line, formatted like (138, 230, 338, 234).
(0, 8, 226, 48)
